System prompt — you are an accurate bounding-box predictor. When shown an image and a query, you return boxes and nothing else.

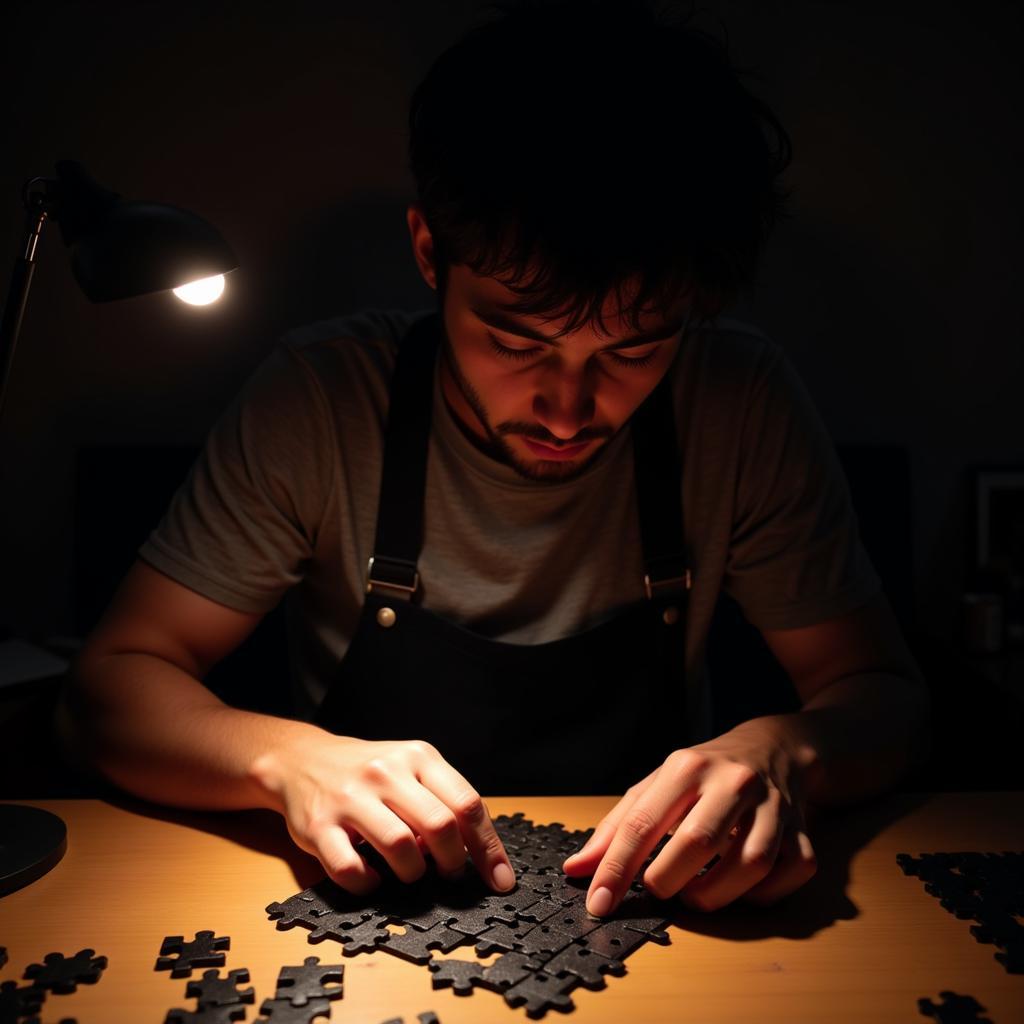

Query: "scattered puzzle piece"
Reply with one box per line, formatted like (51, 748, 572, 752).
(253, 995, 332, 1023)
(165, 1005, 247, 1024)
(427, 958, 488, 995)
(185, 967, 254, 1008)
(274, 957, 344, 1006)
(23, 949, 108, 994)
(917, 990, 993, 1023)
(502, 968, 579, 1018)
(0, 979, 44, 1022)
(156, 932, 230, 977)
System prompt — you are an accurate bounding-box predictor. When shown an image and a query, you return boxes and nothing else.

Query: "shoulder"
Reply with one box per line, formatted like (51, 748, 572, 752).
(271, 306, 434, 425)
(670, 314, 786, 411)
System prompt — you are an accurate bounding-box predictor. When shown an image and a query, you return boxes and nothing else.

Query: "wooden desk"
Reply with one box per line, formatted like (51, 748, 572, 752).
(1, 792, 1022, 1023)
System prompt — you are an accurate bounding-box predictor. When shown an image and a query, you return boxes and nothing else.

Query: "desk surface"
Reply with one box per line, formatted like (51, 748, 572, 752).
(1, 792, 1022, 1023)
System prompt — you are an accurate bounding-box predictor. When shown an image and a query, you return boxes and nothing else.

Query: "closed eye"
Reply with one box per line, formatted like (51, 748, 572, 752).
(487, 331, 662, 368)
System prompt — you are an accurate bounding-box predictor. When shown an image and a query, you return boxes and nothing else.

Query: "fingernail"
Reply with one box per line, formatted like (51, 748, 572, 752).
(587, 885, 614, 917)
(492, 861, 516, 891)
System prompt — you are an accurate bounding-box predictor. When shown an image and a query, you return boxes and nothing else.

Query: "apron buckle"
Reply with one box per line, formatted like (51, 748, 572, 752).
(366, 555, 420, 600)
(643, 567, 692, 600)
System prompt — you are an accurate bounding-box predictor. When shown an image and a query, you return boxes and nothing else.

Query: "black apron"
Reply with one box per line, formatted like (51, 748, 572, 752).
(314, 312, 693, 795)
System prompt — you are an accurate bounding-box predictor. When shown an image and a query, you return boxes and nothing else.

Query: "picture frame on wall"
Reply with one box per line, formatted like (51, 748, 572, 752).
(974, 468, 1024, 574)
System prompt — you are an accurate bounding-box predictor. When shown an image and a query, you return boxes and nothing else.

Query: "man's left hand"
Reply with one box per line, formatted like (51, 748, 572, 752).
(562, 726, 818, 915)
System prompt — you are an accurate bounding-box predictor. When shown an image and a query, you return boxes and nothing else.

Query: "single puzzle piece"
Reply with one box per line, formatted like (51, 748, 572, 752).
(577, 919, 650, 960)
(502, 968, 579, 1018)
(0, 947, 6, 969)
(156, 932, 230, 977)
(473, 921, 529, 956)
(378, 1014, 439, 1024)
(185, 968, 255, 1008)
(253, 995, 332, 1023)
(917, 990, 993, 1024)
(513, 921, 579, 959)
(478, 950, 545, 991)
(380, 922, 473, 964)
(165, 1005, 247, 1024)
(427, 957, 488, 995)
(542, 942, 626, 989)
(23, 949, 108, 994)
(274, 957, 344, 1006)
(0, 980, 44, 1022)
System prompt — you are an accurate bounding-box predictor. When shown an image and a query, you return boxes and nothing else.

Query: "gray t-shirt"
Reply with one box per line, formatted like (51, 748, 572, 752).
(138, 308, 881, 742)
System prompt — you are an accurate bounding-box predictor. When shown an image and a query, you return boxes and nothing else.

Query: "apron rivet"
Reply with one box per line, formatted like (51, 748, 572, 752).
(662, 606, 679, 625)
(377, 607, 397, 628)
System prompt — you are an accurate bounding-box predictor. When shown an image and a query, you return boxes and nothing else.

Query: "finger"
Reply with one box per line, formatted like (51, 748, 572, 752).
(563, 768, 661, 875)
(416, 758, 516, 893)
(311, 823, 382, 895)
(740, 826, 818, 907)
(672, 798, 785, 911)
(585, 758, 702, 916)
(338, 794, 426, 883)
(381, 783, 469, 880)
(634, 761, 767, 905)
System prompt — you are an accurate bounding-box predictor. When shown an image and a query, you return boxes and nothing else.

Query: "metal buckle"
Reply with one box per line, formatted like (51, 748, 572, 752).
(643, 568, 692, 601)
(366, 556, 419, 599)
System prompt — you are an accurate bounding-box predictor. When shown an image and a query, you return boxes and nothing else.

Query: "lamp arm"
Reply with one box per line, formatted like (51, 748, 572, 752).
(0, 180, 53, 431)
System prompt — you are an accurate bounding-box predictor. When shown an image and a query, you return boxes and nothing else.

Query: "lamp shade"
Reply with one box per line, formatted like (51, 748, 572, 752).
(51, 160, 238, 303)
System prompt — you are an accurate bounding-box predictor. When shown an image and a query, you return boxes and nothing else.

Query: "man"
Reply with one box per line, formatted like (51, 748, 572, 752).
(56, 0, 930, 920)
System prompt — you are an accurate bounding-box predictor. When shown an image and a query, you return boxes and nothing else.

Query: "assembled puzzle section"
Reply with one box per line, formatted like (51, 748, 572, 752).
(897, 851, 1024, 974)
(266, 812, 678, 1018)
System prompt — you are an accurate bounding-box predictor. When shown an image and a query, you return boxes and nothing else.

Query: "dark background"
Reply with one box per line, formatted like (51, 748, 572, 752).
(1, 2, 1021, 676)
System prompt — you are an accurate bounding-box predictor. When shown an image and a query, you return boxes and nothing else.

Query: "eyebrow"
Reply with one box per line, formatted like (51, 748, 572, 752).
(471, 306, 685, 351)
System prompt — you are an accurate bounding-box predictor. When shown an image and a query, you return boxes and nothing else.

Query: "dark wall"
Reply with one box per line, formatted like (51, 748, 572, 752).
(1, 0, 1021, 647)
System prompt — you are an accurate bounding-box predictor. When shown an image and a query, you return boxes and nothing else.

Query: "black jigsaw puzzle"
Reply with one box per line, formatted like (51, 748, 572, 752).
(266, 812, 679, 1017)
(185, 967, 255, 1008)
(897, 851, 1024, 974)
(379, 1014, 440, 1024)
(917, 990, 994, 1024)
(273, 957, 344, 1005)
(156, 931, 231, 977)
(23, 948, 108, 995)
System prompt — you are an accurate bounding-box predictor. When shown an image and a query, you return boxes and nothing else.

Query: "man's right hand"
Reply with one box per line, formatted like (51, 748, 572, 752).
(249, 731, 517, 896)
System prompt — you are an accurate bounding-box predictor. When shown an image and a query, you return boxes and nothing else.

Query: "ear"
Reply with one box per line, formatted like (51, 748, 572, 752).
(406, 202, 437, 290)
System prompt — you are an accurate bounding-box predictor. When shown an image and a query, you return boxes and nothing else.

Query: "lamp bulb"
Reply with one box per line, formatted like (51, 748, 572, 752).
(173, 274, 226, 305)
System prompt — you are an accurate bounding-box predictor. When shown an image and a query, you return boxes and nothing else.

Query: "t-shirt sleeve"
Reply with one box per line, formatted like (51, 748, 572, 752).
(723, 344, 882, 630)
(137, 342, 336, 614)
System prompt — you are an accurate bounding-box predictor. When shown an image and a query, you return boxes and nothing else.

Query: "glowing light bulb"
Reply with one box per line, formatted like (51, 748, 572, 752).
(173, 274, 225, 305)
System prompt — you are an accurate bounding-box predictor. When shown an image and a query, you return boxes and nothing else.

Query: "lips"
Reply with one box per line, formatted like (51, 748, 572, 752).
(522, 437, 592, 460)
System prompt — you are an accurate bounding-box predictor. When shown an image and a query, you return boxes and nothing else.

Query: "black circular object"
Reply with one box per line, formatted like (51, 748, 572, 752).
(0, 805, 67, 897)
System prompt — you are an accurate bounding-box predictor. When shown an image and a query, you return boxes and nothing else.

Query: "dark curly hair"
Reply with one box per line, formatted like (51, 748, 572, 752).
(407, 0, 791, 334)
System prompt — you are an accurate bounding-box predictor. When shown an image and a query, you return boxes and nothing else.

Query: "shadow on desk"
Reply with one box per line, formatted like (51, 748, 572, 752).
(666, 791, 931, 943)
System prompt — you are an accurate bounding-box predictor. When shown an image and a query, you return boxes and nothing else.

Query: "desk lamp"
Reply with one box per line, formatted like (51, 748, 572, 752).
(0, 159, 238, 895)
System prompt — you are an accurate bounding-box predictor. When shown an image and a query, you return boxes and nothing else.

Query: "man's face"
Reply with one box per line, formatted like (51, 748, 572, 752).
(434, 261, 687, 483)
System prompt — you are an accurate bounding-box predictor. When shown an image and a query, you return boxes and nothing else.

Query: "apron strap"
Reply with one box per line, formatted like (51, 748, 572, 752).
(631, 363, 692, 601)
(365, 311, 440, 601)
(368, 310, 690, 602)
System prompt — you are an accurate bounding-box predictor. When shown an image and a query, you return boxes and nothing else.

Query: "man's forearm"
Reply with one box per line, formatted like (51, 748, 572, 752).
(56, 652, 327, 811)
(727, 671, 932, 810)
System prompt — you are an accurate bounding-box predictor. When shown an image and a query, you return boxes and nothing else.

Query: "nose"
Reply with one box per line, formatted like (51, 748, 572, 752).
(532, 364, 596, 440)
